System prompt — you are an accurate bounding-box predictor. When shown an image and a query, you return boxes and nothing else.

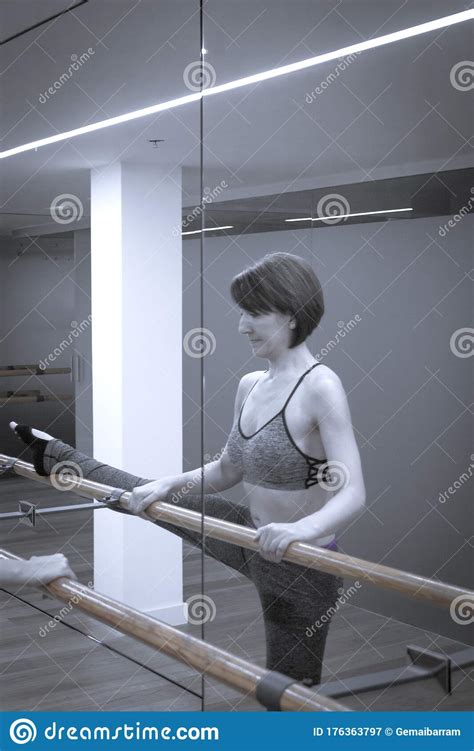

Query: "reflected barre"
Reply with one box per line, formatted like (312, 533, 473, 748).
(1, 453, 471, 610)
(0, 364, 71, 377)
(0, 394, 73, 406)
(0, 547, 348, 713)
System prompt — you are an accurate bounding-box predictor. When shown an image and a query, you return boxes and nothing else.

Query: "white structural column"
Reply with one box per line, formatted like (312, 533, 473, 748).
(90, 163, 185, 624)
(73, 229, 93, 455)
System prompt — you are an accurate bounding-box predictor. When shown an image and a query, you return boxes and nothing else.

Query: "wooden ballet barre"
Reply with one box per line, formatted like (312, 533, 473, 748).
(1, 454, 471, 610)
(0, 364, 71, 377)
(0, 548, 348, 712)
(0, 394, 73, 406)
(0, 390, 41, 398)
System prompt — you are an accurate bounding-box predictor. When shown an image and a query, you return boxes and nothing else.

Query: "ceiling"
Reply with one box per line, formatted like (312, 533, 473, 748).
(0, 1, 88, 44)
(0, 0, 472, 236)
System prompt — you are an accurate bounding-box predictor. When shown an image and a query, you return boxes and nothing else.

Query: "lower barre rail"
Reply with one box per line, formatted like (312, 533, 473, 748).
(1, 453, 472, 610)
(0, 548, 348, 713)
(0, 394, 72, 405)
(0, 365, 71, 377)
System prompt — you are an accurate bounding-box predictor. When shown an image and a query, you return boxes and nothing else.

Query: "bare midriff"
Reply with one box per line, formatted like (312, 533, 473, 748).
(246, 481, 336, 547)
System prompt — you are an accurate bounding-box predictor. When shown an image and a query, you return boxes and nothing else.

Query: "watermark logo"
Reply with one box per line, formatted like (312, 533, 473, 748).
(438, 187, 474, 236)
(39, 48, 95, 104)
(39, 582, 94, 637)
(450, 594, 474, 625)
(450, 327, 474, 358)
(316, 193, 350, 224)
(305, 52, 361, 102)
(185, 594, 216, 624)
(50, 461, 84, 492)
(316, 460, 350, 491)
(169, 449, 225, 504)
(50, 194, 84, 224)
(39, 316, 92, 371)
(203, 448, 225, 464)
(9, 718, 37, 744)
(183, 61, 216, 91)
(306, 581, 362, 636)
(315, 316, 362, 361)
(169, 477, 200, 504)
(173, 180, 228, 237)
(183, 327, 216, 358)
(438, 455, 474, 503)
(450, 61, 474, 91)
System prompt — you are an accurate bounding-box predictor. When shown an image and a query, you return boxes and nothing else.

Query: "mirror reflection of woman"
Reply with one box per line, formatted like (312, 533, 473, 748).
(0, 554, 76, 588)
(10, 252, 366, 688)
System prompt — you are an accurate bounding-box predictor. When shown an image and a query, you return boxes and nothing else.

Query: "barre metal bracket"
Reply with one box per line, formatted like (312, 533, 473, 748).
(101, 488, 126, 507)
(407, 644, 452, 694)
(0, 488, 130, 528)
(19, 501, 36, 527)
(317, 643, 467, 698)
(100, 488, 135, 515)
(0, 459, 17, 477)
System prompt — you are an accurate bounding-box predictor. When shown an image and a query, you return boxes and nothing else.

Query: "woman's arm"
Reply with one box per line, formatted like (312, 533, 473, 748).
(164, 443, 242, 499)
(124, 376, 252, 514)
(0, 555, 76, 588)
(255, 369, 366, 562)
(297, 370, 366, 537)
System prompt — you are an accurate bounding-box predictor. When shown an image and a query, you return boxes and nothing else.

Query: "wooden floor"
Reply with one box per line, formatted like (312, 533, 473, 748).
(0, 474, 472, 712)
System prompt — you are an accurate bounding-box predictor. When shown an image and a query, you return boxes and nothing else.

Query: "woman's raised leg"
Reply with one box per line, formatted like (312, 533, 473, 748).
(12, 431, 250, 577)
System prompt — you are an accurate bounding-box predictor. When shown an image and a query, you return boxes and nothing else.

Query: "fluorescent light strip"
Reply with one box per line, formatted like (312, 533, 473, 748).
(0, 93, 201, 159)
(204, 10, 473, 98)
(182, 225, 234, 236)
(285, 207, 413, 222)
(1, 10, 472, 159)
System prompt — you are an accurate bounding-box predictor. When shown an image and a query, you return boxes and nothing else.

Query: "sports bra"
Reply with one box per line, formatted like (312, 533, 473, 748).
(226, 362, 331, 490)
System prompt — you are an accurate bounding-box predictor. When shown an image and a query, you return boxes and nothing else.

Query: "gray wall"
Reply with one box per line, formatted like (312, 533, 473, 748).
(183, 213, 473, 644)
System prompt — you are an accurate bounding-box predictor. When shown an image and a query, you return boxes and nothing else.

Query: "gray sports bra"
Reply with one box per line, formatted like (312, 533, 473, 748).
(226, 362, 331, 490)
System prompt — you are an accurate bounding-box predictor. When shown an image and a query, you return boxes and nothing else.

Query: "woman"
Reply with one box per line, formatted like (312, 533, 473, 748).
(10, 252, 366, 686)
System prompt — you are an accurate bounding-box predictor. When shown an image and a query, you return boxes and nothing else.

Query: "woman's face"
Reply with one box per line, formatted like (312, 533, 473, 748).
(238, 307, 292, 356)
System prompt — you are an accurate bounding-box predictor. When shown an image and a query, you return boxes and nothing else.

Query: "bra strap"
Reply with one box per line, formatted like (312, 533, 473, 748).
(239, 370, 267, 417)
(281, 362, 320, 412)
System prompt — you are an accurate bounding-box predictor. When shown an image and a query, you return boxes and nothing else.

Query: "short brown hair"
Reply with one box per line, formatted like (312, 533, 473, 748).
(230, 252, 324, 348)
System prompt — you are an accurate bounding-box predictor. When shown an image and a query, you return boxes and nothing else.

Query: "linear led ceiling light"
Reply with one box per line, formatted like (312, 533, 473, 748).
(285, 208, 413, 222)
(181, 225, 234, 236)
(1, 10, 472, 159)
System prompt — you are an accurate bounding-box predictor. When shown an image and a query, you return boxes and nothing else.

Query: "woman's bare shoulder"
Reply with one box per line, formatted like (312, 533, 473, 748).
(312, 362, 339, 378)
(305, 363, 350, 421)
(240, 369, 266, 384)
(307, 362, 344, 392)
(236, 370, 266, 400)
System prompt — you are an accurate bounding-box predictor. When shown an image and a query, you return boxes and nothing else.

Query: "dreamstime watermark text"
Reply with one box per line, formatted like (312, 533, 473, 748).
(438, 187, 474, 236)
(39, 316, 92, 370)
(438, 454, 474, 503)
(39, 581, 94, 637)
(169, 448, 225, 504)
(305, 52, 361, 102)
(39, 49, 95, 104)
(315, 316, 362, 361)
(173, 180, 228, 237)
(305, 581, 362, 636)
(9, 718, 219, 744)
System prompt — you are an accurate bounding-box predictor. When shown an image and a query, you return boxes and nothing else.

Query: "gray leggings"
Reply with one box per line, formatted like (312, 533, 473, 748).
(44, 440, 343, 686)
